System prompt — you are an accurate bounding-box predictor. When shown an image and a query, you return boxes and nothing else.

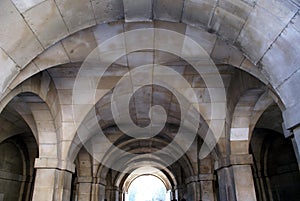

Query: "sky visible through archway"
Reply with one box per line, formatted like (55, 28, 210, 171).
(126, 175, 170, 201)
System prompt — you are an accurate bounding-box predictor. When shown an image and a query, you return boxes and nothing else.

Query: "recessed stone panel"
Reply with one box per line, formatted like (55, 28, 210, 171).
(230, 127, 249, 141)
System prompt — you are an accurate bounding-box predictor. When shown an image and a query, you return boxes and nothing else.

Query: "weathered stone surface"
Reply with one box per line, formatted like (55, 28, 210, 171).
(34, 42, 70, 70)
(211, 39, 244, 67)
(11, 0, 46, 13)
(123, 0, 152, 22)
(93, 22, 124, 44)
(185, 25, 217, 55)
(92, 0, 124, 24)
(277, 69, 300, 109)
(0, 0, 43, 67)
(182, 0, 216, 28)
(153, 0, 184, 22)
(232, 165, 257, 201)
(56, 0, 96, 33)
(8, 62, 40, 90)
(210, 7, 247, 42)
(262, 25, 300, 88)
(62, 28, 97, 62)
(23, 0, 69, 48)
(0, 49, 19, 94)
(237, 1, 297, 63)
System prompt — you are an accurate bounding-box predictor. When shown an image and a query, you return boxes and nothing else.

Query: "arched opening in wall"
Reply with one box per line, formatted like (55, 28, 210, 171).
(0, 93, 41, 201)
(0, 128, 38, 201)
(250, 105, 300, 201)
(125, 175, 170, 201)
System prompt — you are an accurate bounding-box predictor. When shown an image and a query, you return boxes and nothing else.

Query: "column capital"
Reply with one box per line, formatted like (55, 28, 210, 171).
(34, 158, 75, 173)
(215, 154, 253, 170)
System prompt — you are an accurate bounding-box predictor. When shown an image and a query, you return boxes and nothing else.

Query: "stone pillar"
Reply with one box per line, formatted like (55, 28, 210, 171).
(171, 186, 178, 200)
(185, 176, 198, 201)
(291, 126, 300, 170)
(105, 185, 119, 201)
(77, 176, 93, 201)
(231, 164, 257, 201)
(199, 174, 216, 201)
(32, 158, 75, 201)
(174, 184, 185, 200)
(216, 167, 236, 201)
(283, 106, 300, 170)
(97, 184, 107, 201)
(216, 155, 257, 201)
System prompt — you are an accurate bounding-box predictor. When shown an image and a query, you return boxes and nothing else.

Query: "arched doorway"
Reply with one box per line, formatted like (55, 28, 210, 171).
(250, 104, 300, 201)
(125, 175, 170, 201)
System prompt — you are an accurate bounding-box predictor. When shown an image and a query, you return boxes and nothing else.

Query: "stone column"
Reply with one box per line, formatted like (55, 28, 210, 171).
(105, 185, 119, 201)
(32, 158, 75, 201)
(96, 183, 106, 201)
(216, 155, 257, 201)
(291, 126, 300, 170)
(199, 174, 216, 201)
(216, 167, 236, 201)
(231, 164, 257, 201)
(283, 106, 300, 170)
(77, 176, 93, 201)
(174, 184, 185, 200)
(185, 176, 199, 201)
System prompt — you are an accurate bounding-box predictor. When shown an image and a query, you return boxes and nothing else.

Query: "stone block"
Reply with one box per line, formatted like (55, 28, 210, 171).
(62, 28, 97, 62)
(237, 4, 291, 63)
(9, 63, 40, 90)
(262, 25, 300, 88)
(153, 0, 184, 22)
(185, 25, 217, 55)
(277, 69, 300, 110)
(92, 0, 124, 24)
(11, 0, 46, 13)
(56, 0, 96, 33)
(93, 22, 124, 44)
(23, 0, 69, 48)
(211, 39, 244, 67)
(182, 0, 216, 28)
(258, 0, 297, 24)
(0, 0, 43, 67)
(210, 7, 246, 42)
(123, 0, 152, 22)
(0, 49, 19, 94)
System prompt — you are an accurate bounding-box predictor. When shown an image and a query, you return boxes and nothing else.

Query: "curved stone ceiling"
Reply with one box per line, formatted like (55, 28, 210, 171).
(0, 0, 299, 127)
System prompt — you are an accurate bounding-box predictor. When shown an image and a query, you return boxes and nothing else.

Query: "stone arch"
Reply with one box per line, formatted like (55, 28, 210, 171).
(0, 73, 61, 160)
(1, 0, 298, 120)
(250, 128, 300, 201)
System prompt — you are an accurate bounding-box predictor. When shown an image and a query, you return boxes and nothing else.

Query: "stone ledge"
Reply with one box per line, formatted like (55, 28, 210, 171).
(0, 170, 25, 182)
(215, 154, 253, 170)
(34, 158, 75, 173)
(185, 174, 215, 183)
(77, 176, 93, 183)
